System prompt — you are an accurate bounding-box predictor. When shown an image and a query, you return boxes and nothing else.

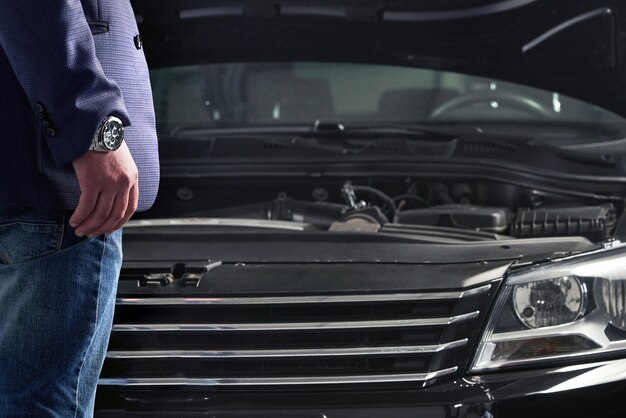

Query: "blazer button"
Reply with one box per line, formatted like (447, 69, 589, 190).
(34, 103, 44, 113)
(133, 34, 143, 50)
(46, 128, 57, 137)
(37, 112, 47, 120)
(41, 120, 51, 128)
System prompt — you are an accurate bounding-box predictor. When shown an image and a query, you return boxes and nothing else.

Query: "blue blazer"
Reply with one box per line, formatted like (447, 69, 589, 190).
(0, 0, 159, 211)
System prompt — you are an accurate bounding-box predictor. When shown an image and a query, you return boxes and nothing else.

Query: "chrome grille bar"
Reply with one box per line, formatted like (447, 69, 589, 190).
(112, 311, 479, 332)
(125, 218, 312, 231)
(116, 284, 491, 305)
(106, 339, 468, 359)
(98, 367, 458, 386)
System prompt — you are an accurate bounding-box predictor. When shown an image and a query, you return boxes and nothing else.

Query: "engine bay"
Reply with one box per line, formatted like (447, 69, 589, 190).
(143, 177, 622, 243)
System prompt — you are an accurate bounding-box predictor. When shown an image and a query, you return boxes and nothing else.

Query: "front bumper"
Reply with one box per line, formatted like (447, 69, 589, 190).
(99, 228, 622, 417)
(95, 357, 626, 417)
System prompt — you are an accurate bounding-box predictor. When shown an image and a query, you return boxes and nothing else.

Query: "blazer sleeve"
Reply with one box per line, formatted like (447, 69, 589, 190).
(0, 0, 132, 167)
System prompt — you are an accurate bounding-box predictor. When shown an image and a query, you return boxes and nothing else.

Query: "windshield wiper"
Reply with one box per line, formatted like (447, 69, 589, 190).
(171, 120, 482, 141)
(167, 121, 619, 167)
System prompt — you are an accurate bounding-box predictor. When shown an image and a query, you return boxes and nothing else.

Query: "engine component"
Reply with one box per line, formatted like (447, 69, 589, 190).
(329, 216, 382, 233)
(382, 224, 501, 242)
(270, 197, 347, 226)
(510, 205, 617, 242)
(432, 182, 455, 205)
(341, 206, 389, 225)
(450, 183, 473, 204)
(190, 197, 346, 228)
(397, 205, 512, 233)
(341, 182, 367, 210)
(312, 187, 329, 201)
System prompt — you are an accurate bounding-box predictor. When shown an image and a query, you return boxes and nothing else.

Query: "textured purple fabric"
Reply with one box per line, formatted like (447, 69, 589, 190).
(0, 0, 159, 211)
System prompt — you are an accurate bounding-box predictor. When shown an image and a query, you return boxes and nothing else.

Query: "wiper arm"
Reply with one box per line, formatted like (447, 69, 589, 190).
(311, 120, 479, 140)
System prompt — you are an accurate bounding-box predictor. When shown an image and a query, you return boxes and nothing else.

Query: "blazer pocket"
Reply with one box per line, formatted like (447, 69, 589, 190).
(87, 21, 109, 35)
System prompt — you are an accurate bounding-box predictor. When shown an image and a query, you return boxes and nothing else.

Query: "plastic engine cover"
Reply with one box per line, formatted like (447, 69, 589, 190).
(397, 205, 512, 233)
(510, 205, 616, 242)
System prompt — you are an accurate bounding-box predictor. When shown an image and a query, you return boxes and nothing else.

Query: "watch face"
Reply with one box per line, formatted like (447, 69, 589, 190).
(101, 118, 124, 150)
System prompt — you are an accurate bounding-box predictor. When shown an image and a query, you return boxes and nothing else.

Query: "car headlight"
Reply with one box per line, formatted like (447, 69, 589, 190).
(472, 243, 626, 371)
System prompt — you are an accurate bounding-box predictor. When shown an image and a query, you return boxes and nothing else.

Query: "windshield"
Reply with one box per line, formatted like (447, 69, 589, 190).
(150, 62, 626, 144)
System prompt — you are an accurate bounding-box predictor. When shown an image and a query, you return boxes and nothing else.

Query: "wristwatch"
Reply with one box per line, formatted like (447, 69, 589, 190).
(89, 116, 125, 152)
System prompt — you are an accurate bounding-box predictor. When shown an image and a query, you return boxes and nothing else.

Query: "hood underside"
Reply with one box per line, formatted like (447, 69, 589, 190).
(132, 0, 626, 117)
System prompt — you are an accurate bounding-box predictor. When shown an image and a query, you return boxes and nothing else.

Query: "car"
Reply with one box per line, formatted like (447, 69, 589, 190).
(95, 0, 626, 416)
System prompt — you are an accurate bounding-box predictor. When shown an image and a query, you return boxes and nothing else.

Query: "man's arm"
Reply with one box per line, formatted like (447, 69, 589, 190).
(0, 0, 130, 165)
(0, 1, 139, 235)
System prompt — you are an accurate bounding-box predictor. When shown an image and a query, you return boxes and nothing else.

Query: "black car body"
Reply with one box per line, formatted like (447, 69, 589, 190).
(96, 1, 626, 416)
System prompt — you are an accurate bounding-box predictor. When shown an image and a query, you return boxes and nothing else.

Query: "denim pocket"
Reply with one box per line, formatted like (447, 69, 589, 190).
(0, 206, 64, 265)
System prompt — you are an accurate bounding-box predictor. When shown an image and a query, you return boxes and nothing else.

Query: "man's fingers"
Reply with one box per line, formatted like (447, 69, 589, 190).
(111, 183, 138, 232)
(70, 190, 99, 228)
(99, 191, 130, 235)
(74, 192, 116, 236)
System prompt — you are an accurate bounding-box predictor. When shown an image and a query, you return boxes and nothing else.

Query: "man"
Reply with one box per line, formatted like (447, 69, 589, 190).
(0, 1, 159, 416)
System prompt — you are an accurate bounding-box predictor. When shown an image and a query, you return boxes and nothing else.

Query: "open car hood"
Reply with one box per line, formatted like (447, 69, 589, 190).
(132, 0, 626, 117)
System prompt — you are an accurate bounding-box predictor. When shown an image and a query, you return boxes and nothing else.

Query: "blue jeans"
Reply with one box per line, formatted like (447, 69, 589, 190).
(0, 203, 122, 417)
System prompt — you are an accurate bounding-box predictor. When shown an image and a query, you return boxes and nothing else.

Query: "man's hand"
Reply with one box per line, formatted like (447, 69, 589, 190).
(70, 142, 138, 237)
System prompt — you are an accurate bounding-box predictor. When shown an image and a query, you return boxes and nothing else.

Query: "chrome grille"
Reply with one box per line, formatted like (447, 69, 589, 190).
(99, 264, 495, 388)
